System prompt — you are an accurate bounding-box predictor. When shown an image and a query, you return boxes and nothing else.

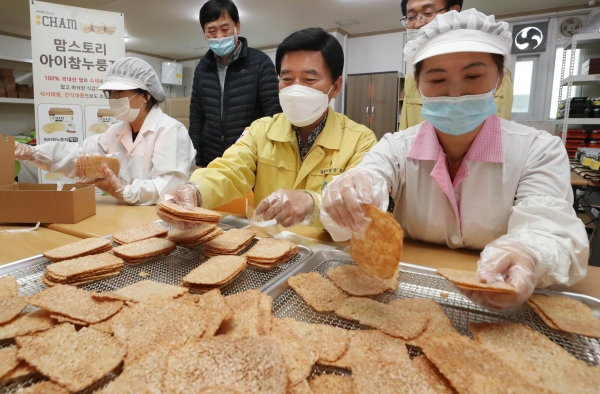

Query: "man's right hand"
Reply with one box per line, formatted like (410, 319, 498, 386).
(156, 183, 203, 230)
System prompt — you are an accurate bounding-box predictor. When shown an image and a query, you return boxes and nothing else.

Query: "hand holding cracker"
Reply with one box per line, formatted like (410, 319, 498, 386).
(465, 238, 538, 311)
(321, 168, 389, 233)
(94, 164, 126, 200)
(254, 189, 315, 228)
(156, 183, 202, 230)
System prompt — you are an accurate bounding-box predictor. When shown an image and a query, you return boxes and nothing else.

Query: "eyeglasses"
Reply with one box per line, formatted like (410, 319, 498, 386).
(400, 6, 447, 28)
(103, 90, 120, 99)
(103, 91, 138, 100)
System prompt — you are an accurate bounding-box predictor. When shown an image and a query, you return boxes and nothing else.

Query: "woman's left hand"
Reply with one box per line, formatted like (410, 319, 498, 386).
(461, 243, 538, 311)
(94, 164, 126, 200)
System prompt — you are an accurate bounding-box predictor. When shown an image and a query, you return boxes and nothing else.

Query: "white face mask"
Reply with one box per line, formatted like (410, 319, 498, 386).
(279, 84, 333, 127)
(108, 92, 144, 122)
(406, 29, 420, 41)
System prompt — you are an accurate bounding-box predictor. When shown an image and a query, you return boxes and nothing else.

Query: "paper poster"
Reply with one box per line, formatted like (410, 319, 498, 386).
(29, 0, 125, 183)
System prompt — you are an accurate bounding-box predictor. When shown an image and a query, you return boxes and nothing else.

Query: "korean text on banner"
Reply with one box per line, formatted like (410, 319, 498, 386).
(29, 1, 125, 184)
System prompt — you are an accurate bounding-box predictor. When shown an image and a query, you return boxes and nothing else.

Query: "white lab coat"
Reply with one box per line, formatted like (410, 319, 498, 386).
(37, 105, 196, 205)
(354, 118, 589, 288)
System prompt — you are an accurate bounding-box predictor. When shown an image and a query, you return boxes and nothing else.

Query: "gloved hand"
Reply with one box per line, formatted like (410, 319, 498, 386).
(94, 164, 126, 200)
(14, 142, 53, 171)
(460, 240, 538, 311)
(321, 168, 388, 233)
(156, 183, 202, 230)
(254, 189, 315, 228)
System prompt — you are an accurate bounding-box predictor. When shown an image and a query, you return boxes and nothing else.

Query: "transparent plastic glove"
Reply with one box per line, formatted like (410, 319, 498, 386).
(156, 182, 201, 230)
(94, 164, 126, 201)
(461, 241, 538, 311)
(14, 142, 53, 171)
(320, 168, 389, 240)
(253, 189, 315, 228)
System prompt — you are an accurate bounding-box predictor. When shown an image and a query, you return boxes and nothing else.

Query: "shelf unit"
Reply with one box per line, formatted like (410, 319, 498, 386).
(0, 97, 33, 104)
(560, 74, 600, 86)
(0, 55, 36, 142)
(558, 33, 600, 143)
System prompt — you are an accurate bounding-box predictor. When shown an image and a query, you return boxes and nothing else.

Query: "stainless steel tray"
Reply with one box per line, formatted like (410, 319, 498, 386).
(2, 248, 311, 305)
(265, 250, 600, 367)
(0, 228, 312, 393)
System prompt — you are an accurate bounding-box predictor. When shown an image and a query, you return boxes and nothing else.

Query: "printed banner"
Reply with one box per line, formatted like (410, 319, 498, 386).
(29, 0, 124, 183)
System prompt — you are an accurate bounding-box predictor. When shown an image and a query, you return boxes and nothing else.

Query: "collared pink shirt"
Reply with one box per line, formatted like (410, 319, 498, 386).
(407, 115, 504, 217)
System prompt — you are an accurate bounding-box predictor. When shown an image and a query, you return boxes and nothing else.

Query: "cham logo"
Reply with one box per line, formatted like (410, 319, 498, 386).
(515, 27, 543, 51)
(35, 14, 77, 30)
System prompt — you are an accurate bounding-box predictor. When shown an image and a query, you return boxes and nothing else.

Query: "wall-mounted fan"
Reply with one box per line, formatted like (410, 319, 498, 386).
(560, 17, 583, 37)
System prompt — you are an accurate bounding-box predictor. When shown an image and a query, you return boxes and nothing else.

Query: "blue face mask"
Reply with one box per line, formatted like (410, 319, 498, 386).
(420, 83, 498, 136)
(206, 28, 237, 57)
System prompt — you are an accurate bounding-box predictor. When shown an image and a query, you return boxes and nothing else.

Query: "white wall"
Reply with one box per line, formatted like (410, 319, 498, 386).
(124, 53, 198, 98)
(0, 35, 32, 61)
(346, 32, 404, 75)
(125, 52, 189, 98)
(329, 31, 348, 113)
(180, 59, 198, 98)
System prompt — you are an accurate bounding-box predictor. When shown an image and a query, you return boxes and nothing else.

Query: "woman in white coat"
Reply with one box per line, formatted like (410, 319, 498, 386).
(321, 9, 589, 310)
(14, 57, 196, 205)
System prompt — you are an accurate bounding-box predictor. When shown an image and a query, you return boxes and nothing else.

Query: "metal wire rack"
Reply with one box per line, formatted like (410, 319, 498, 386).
(0, 234, 311, 393)
(272, 258, 600, 369)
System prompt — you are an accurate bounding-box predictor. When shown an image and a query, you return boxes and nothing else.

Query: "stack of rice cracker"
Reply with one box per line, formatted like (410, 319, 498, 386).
(167, 223, 223, 248)
(204, 229, 255, 256)
(181, 256, 247, 293)
(157, 201, 221, 225)
(42, 254, 124, 287)
(244, 238, 297, 269)
(111, 223, 176, 265)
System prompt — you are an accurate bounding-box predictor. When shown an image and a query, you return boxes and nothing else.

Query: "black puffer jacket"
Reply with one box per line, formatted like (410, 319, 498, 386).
(189, 37, 281, 166)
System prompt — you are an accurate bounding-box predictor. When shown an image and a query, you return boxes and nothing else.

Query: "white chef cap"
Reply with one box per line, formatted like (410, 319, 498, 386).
(403, 9, 512, 77)
(97, 57, 166, 103)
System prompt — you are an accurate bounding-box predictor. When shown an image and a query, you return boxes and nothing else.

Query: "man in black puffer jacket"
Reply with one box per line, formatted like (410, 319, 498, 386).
(190, 0, 281, 167)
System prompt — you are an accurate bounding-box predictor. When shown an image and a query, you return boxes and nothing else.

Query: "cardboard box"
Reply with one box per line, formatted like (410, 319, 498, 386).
(159, 97, 190, 118)
(0, 76, 15, 85)
(582, 58, 600, 68)
(6, 92, 18, 98)
(581, 58, 600, 75)
(0, 135, 96, 224)
(16, 84, 29, 93)
(0, 68, 13, 77)
(582, 67, 600, 75)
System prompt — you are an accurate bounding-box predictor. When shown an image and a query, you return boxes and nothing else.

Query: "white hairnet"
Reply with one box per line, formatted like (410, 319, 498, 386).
(98, 57, 166, 103)
(403, 9, 512, 77)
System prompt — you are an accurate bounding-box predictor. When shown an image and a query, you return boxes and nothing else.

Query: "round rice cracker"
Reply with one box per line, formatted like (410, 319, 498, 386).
(349, 205, 403, 279)
(326, 264, 398, 296)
